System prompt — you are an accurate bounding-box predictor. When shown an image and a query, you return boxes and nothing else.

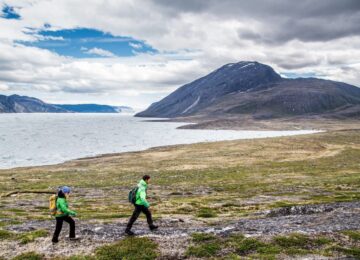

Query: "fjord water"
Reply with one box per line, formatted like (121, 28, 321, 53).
(0, 114, 319, 169)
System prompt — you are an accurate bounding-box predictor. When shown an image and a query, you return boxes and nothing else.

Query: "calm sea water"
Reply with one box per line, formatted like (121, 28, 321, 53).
(0, 114, 320, 169)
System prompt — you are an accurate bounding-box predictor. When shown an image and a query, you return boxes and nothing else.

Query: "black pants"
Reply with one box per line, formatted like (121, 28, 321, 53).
(126, 204, 154, 231)
(52, 215, 75, 242)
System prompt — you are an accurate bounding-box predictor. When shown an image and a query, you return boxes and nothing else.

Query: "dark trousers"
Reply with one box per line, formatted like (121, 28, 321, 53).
(126, 204, 154, 231)
(52, 215, 75, 242)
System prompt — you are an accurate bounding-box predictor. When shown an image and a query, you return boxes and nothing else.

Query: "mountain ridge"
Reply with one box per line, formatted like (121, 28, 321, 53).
(0, 94, 134, 113)
(136, 61, 360, 119)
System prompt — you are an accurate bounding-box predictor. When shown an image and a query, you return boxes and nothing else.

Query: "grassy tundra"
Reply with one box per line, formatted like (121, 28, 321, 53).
(0, 129, 359, 259)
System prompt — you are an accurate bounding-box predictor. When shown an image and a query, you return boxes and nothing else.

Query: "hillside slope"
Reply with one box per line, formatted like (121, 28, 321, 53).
(0, 94, 66, 113)
(136, 61, 360, 119)
(0, 95, 134, 113)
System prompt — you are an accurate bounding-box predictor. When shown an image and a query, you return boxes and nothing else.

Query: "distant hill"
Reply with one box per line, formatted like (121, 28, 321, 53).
(0, 94, 134, 114)
(0, 94, 67, 113)
(55, 104, 134, 113)
(136, 61, 360, 119)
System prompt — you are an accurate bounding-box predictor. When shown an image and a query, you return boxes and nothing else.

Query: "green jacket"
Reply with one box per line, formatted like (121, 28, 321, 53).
(135, 179, 150, 208)
(55, 197, 77, 217)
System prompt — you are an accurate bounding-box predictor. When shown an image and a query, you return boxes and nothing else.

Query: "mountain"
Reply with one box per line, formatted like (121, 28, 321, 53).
(55, 104, 134, 114)
(0, 94, 67, 113)
(0, 94, 134, 114)
(136, 61, 360, 119)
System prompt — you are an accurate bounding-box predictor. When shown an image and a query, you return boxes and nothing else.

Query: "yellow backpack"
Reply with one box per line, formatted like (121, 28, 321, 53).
(49, 194, 58, 216)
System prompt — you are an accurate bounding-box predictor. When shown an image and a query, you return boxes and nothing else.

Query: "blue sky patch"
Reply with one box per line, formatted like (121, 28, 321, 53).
(1, 5, 21, 19)
(18, 27, 158, 58)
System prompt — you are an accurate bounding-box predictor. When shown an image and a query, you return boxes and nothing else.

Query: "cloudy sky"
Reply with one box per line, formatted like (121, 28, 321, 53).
(1, 0, 359, 109)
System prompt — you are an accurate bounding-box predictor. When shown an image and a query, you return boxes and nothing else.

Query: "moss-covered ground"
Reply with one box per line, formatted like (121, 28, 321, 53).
(0, 129, 359, 259)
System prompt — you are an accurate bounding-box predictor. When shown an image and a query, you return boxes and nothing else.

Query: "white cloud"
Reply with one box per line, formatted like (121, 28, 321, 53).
(129, 42, 142, 49)
(0, 0, 359, 108)
(0, 83, 9, 91)
(0, 41, 205, 108)
(83, 47, 116, 57)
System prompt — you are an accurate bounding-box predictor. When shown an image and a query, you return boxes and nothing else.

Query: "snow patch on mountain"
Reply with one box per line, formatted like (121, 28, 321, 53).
(182, 96, 200, 114)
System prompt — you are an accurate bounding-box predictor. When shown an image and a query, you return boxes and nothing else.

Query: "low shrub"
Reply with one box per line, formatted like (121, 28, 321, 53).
(273, 233, 332, 250)
(95, 237, 158, 260)
(330, 245, 360, 258)
(341, 230, 360, 241)
(235, 238, 269, 255)
(12, 252, 43, 260)
(196, 208, 217, 218)
(0, 229, 13, 240)
(225, 233, 245, 245)
(65, 256, 96, 260)
(273, 233, 310, 248)
(191, 232, 217, 242)
(186, 241, 221, 257)
(18, 229, 48, 244)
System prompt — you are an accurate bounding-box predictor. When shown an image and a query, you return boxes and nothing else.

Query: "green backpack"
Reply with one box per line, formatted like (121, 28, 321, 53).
(128, 187, 138, 204)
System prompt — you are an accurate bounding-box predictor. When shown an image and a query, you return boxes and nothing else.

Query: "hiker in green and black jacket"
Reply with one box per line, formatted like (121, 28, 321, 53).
(125, 175, 158, 235)
(52, 186, 78, 243)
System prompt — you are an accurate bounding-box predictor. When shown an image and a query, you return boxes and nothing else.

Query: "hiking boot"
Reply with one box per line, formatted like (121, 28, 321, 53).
(69, 237, 81, 241)
(125, 229, 135, 236)
(52, 239, 59, 244)
(149, 225, 158, 231)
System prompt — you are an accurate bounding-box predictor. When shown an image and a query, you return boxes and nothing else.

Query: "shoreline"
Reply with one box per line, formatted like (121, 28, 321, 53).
(175, 117, 359, 131)
(0, 128, 322, 171)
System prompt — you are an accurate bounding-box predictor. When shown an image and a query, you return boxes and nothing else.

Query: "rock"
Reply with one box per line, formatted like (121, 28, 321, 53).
(267, 204, 334, 217)
(94, 227, 103, 232)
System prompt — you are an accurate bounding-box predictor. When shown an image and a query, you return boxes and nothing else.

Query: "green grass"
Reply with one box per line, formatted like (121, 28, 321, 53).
(52, 256, 96, 260)
(270, 201, 297, 208)
(0, 220, 21, 227)
(0, 228, 48, 245)
(186, 232, 222, 257)
(18, 229, 48, 244)
(341, 230, 360, 241)
(196, 208, 218, 218)
(329, 245, 360, 258)
(12, 252, 44, 260)
(235, 238, 271, 255)
(273, 233, 332, 249)
(95, 237, 158, 260)
(191, 232, 217, 242)
(186, 232, 343, 259)
(0, 229, 14, 240)
(186, 241, 221, 258)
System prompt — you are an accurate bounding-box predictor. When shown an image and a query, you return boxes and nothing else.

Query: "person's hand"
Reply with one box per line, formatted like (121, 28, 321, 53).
(70, 211, 77, 217)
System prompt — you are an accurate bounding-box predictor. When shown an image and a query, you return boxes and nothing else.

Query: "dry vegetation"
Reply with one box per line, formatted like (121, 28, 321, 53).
(0, 128, 359, 259)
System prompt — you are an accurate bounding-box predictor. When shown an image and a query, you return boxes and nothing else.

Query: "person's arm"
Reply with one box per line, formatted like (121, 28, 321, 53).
(58, 199, 77, 216)
(139, 189, 150, 208)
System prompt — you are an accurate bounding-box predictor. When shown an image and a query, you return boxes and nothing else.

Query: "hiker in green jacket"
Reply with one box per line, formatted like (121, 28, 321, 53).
(125, 175, 158, 235)
(52, 186, 78, 243)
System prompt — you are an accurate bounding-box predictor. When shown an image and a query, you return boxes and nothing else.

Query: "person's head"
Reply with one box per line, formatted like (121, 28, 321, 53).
(143, 175, 151, 184)
(59, 186, 71, 198)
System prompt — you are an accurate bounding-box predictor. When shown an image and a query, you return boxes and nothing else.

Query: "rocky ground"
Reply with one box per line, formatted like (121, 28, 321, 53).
(1, 201, 359, 259)
(1, 129, 359, 259)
